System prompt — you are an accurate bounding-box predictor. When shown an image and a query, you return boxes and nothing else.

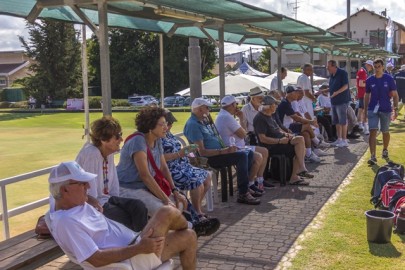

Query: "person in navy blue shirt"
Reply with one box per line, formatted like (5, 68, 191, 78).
(364, 58, 399, 165)
(394, 65, 405, 109)
(327, 60, 351, 148)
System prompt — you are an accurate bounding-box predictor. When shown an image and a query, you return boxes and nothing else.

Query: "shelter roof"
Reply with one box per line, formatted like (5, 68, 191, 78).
(0, 0, 398, 59)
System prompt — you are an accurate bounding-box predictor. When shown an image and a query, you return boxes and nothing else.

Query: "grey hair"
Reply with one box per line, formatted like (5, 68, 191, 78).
(49, 180, 70, 200)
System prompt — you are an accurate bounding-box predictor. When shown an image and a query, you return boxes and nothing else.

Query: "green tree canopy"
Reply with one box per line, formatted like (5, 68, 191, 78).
(19, 19, 82, 102)
(87, 29, 217, 98)
(257, 47, 272, 74)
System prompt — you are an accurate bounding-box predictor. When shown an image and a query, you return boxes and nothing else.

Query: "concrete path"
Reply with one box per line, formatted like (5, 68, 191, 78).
(38, 138, 368, 269)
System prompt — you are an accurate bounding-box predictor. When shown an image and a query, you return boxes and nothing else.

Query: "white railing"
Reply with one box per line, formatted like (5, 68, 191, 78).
(0, 166, 56, 240)
(0, 133, 187, 241)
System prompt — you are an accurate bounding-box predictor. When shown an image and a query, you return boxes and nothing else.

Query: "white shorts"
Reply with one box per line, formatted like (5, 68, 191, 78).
(128, 235, 162, 270)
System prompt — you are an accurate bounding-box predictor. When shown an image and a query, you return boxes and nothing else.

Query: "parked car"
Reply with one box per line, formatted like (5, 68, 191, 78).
(202, 96, 218, 105)
(164, 96, 185, 107)
(128, 96, 157, 107)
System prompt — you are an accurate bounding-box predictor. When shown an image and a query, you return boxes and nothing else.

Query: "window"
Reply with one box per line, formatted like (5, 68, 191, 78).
(0, 78, 6, 85)
(369, 30, 386, 48)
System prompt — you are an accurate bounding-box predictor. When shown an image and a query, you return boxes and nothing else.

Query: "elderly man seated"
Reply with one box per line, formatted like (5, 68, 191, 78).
(253, 96, 313, 185)
(277, 86, 327, 163)
(215, 95, 269, 192)
(184, 98, 260, 205)
(47, 161, 197, 270)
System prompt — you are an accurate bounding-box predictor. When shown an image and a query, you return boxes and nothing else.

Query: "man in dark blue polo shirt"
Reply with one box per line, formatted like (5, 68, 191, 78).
(327, 60, 351, 148)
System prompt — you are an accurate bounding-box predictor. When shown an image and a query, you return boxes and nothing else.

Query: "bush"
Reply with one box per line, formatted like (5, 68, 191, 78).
(0, 101, 28, 109)
(89, 97, 130, 108)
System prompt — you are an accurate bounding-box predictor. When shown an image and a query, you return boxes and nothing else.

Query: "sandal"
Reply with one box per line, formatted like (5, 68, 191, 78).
(289, 179, 310, 186)
(198, 214, 209, 221)
(297, 171, 314, 179)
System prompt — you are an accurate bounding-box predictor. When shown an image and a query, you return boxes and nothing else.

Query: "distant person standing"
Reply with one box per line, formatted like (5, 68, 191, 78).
(270, 67, 287, 100)
(365, 58, 399, 165)
(297, 63, 317, 119)
(394, 65, 405, 115)
(385, 62, 394, 77)
(356, 60, 373, 135)
(327, 60, 351, 148)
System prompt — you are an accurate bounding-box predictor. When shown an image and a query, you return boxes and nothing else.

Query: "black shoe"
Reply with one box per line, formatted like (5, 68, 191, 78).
(353, 125, 363, 133)
(237, 193, 260, 205)
(249, 184, 265, 194)
(347, 132, 360, 139)
(263, 179, 276, 188)
(193, 218, 221, 237)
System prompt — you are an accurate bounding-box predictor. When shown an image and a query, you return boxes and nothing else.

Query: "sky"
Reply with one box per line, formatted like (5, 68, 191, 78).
(1, 0, 405, 54)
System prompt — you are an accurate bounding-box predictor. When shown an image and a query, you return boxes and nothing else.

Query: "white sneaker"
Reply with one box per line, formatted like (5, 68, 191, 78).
(363, 124, 369, 135)
(337, 140, 349, 147)
(313, 148, 328, 156)
(330, 139, 341, 146)
(305, 152, 321, 163)
(318, 140, 330, 148)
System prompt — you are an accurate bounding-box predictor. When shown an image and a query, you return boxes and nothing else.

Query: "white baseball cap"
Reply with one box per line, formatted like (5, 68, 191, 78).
(221, 95, 236, 107)
(365, 60, 374, 67)
(400, 65, 405, 71)
(191, 98, 212, 109)
(49, 161, 97, 184)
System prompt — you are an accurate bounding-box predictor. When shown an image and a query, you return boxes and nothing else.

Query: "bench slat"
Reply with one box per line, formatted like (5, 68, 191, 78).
(0, 231, 63, 270)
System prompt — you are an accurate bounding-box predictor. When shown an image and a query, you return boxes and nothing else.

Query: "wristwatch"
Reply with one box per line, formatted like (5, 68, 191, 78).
(171, 187, 179, 193)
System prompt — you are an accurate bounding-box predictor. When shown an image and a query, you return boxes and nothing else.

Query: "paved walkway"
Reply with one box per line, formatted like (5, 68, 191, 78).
(38, 138, 368, 270)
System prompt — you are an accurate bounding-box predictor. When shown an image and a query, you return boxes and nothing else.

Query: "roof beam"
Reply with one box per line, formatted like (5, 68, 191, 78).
(264, 39, 277, 53)
(199, 27, 220, 47)
(226, 17, 282, 24)
(26, 3, 43, 23)
(70, 5, 99, 38)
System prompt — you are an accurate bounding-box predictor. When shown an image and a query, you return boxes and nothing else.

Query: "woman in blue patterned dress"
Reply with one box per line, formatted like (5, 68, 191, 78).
(162, 110, 212, 217)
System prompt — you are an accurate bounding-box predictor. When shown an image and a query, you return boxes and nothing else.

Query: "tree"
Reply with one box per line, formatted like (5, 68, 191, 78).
(19, 19, 82, 102)
(87, 29, 217, 98)
(257, 47, 272, 73)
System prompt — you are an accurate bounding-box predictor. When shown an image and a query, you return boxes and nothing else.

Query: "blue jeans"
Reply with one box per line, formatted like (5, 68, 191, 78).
(207, 149, 253, 194)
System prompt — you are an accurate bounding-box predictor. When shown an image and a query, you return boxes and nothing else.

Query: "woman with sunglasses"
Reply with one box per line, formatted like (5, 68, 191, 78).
(161, 109, 212, 219)
(75, 116, 148, 232)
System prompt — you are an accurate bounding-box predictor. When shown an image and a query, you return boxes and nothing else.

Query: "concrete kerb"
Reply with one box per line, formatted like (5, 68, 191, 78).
(275, 150, 369, 270)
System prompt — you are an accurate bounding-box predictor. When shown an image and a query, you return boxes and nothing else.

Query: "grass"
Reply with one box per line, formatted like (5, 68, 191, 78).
(288, 116, 405, 269)
(0, 110, 207, 238)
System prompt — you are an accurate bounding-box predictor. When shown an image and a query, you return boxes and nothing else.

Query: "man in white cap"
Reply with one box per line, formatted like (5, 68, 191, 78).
(394, 64, 405, 115)
(184, 98, 260, 205)
(356, 59, 373, 135)
(215, 95, 269, 192)
(47, 161, 197, 269)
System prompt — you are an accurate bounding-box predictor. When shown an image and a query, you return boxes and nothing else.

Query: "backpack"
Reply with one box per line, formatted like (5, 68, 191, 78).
(379, 180, 405, 209)
(370, 169, 403, 206)
(391, 195, 405, 233)
(370, 162, 405, 197)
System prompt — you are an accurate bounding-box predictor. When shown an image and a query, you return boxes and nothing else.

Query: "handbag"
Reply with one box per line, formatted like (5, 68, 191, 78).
(35, 215, 52, 239)
(125, 132, 171, 196)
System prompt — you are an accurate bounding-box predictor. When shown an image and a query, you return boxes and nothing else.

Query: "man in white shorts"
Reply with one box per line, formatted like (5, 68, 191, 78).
(47, 161, 197, 270)
(297, 63, 317, 119)
(216, 95, 269, 192)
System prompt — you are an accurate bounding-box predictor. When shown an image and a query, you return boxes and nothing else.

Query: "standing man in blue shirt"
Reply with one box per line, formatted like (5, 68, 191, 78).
(365, 58, 399, 165)
(327, 60, 351, 148)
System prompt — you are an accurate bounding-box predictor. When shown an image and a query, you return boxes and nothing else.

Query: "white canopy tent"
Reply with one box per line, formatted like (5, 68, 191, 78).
(266, 70, 328, 86)
(176, 72, 270, 96)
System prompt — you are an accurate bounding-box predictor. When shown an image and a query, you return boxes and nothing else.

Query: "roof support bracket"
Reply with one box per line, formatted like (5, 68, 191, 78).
(264, 39, 277, 53)
(71, 5, 100, 38)
(166, 24, 178, 38)
(199, 27, 220, 47)
(26, 3, 43, 23)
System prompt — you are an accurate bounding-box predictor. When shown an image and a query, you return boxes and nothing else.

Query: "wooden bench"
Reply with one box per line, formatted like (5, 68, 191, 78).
(0, 230, 63, 270)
